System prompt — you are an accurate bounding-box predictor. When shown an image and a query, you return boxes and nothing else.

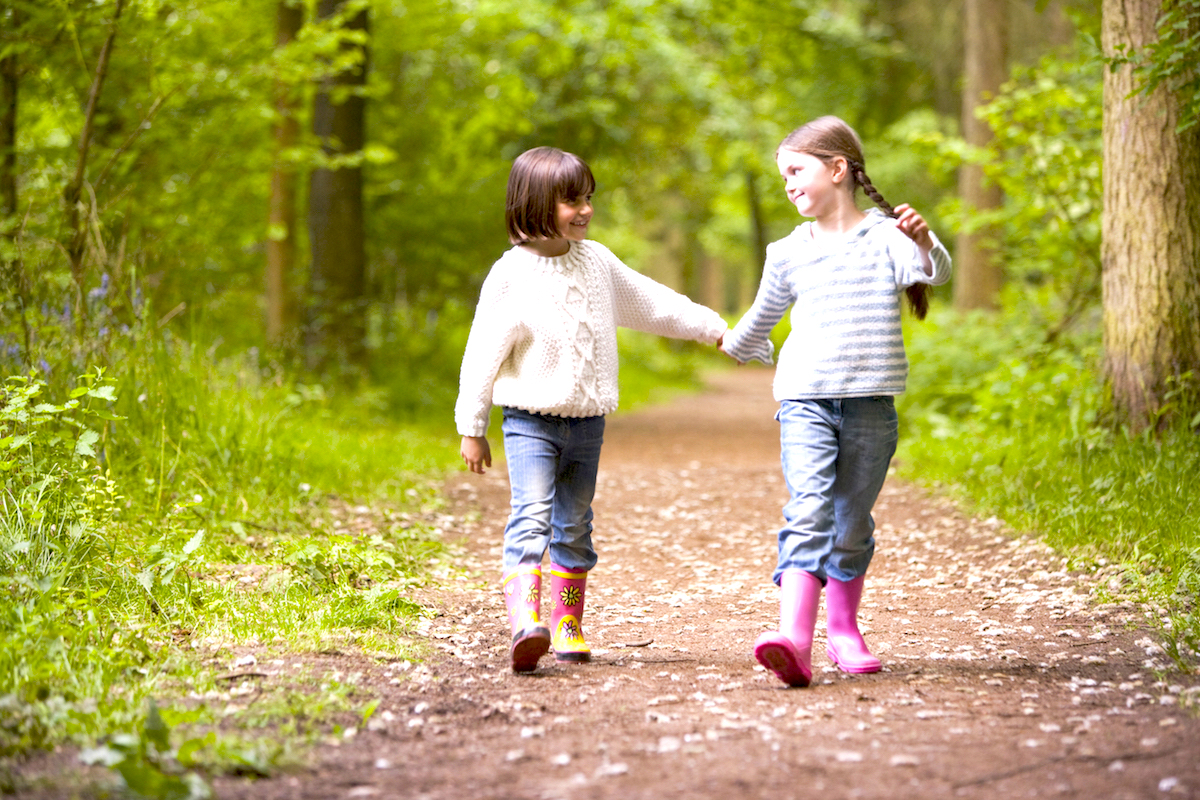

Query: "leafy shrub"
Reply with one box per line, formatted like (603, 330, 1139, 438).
(898, 312, 1200, 667)
(907, 46, 1103, 332)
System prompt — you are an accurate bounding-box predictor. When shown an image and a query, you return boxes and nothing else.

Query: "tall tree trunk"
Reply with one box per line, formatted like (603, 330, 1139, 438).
(266, 0, 303, 347)
(1, 7, 30, 366)
(1, 10, 18, 248)
(953, 0, 1007, 311)
(743, 168, 767, 309)
(1101, 0, 1200, 431)
(306, 0, 368, 371)
(746, 169, 766, 273)
(64, 0, 125, 322)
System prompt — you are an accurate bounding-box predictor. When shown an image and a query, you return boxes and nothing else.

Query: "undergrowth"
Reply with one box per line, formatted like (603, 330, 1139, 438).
(897, 311, 1200, 671)
(0, 309, 721, 795)
(0, 327, 457, 793)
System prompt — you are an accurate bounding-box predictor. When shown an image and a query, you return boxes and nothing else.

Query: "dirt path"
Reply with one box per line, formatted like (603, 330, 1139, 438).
(219, 367, 1198, 800)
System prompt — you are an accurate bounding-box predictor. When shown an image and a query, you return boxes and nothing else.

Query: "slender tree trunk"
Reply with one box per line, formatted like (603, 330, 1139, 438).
(1, 11, 18, 247)
(63, 0, 125, 326)
(0, 30, 15, 228)
(1101, 0, 1200, 431)
(306, 0, 368, 370)
(1, 8, 31, 366)
(744, 169, 767, 309)
(746, 169, 766, 271)
(953, 0, 1007, 311)
(266, 0, 303, 347)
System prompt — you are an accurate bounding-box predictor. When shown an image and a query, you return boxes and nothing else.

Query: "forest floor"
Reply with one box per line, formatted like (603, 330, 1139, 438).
(19, 367, 1200, 799)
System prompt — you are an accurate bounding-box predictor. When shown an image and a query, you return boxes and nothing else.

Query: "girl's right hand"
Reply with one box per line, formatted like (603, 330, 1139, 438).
(894, 204, 933, 252)
(461, 436, 492, 474)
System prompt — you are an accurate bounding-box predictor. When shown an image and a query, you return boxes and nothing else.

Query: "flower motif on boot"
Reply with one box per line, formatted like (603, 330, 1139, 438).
(522, 581, 539, 605)
(560, 585, 582, 608)
(559, 618, 582, 643)
(552, 615, 590, 662)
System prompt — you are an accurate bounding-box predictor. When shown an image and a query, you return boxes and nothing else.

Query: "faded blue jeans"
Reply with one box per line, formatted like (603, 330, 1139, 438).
(501, 407, 605, 573)
(773, 397, 898, 585)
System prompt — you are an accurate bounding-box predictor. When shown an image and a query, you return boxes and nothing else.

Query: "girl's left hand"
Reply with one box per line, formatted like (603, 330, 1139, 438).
(894, 204, 932, 251)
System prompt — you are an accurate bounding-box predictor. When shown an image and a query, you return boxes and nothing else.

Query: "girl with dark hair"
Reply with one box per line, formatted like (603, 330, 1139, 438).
(456, 146, 727, 673)
(722, 117, 952, 688)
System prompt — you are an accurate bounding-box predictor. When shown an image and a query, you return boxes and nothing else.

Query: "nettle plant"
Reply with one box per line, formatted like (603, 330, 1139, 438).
(0, 369, 122, 541)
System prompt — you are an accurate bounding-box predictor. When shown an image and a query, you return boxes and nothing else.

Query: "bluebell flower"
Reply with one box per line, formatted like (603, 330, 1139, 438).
(88, 274, 110, 305)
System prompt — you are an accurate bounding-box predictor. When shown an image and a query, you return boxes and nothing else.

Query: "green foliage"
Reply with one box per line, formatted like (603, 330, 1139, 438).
(79, 700, 212, 799)
(0, 337, 455, 771)
(614, 328, 728, 412)
(1109, 0, 1200, 132)
(907, 46, 1103, 332)
(890, 32, 1199, 667)
(898, 312, 1200, 669)
(1, 369, 120, 527)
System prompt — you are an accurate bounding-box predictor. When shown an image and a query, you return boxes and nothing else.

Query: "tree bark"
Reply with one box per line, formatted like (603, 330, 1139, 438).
(1101, 0, 1200, 431)
(63, 0, 125, 331)
(2, 6, 31, 365)
(953, 0, 1007, 311)
(0, 22, 15, 227)
(306, 0, 369, 370)
(266, 0, 303, 347)
(746, 169, 766, 274)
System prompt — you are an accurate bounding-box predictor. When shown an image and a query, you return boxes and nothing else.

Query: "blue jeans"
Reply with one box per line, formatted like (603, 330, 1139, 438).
(774, 397, 898, 585)
(501, 407, 605, 573)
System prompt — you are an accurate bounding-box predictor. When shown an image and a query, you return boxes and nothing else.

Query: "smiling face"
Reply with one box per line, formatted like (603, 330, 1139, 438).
(776, 149, 844, 219)
(555, 194, 593, 242)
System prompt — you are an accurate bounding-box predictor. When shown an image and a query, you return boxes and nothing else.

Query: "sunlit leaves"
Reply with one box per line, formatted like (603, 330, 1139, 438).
(1109, 0, 1200, 131)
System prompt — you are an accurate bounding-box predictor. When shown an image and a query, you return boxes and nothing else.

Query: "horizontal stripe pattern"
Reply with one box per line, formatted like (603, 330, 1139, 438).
(724, 210, 952, 401)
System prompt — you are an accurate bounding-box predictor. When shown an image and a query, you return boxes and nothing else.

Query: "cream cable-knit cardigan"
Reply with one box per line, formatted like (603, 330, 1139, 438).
(455, 240, 727, 437)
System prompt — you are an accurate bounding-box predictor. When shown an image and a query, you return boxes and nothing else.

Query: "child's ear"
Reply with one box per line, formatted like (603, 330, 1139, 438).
(831, 157, 850, 184)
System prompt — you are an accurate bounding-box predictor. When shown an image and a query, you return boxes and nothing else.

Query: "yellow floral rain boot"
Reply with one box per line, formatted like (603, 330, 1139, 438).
(549, 564, 590, 663)
(502, 565, 551, 673)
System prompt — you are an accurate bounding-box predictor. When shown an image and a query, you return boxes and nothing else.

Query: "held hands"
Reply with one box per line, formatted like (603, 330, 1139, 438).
(893, 204, 933, 253)
(461, 435, 492, 474)
(716, 331, 744, 364)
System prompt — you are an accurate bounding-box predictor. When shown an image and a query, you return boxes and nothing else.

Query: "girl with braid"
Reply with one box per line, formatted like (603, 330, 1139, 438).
(722, 116, 951, 687)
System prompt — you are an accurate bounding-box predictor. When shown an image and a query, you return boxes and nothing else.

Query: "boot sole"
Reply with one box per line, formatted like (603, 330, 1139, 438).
(554, 650, 591, 663)
(511, 629, 551, 672)
(754, 637, 811, 687)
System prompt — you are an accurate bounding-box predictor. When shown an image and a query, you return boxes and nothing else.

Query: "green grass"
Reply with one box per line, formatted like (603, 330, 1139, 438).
(0, 316, 728, 794)
(0, 334, 461, 795)
(896, 309, 1200, 669)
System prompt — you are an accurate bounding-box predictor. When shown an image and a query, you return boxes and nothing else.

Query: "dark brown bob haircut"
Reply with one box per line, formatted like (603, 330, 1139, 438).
(506, 146, 596, 245)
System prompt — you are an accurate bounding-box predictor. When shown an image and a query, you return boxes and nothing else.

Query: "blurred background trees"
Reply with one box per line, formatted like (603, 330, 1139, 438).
(5, 0, 1200, 768)
(1, 0, 1197, 430)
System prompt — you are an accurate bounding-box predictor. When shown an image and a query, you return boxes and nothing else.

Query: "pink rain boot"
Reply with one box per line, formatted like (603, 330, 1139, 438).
(549, 565, 590, 663)
(502, 566, 551, 673)
(754, 570, 822, 687)
(825, 575, 881, 674)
